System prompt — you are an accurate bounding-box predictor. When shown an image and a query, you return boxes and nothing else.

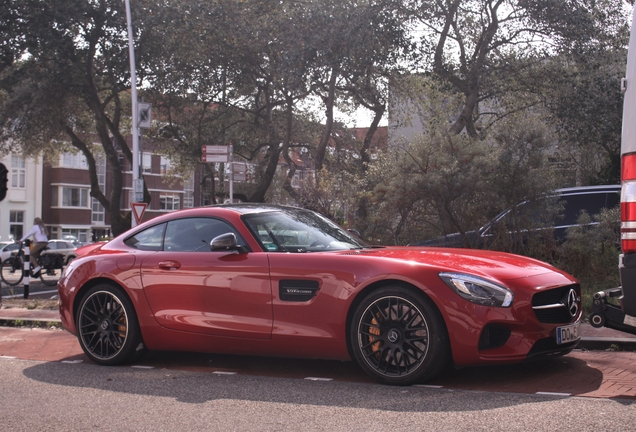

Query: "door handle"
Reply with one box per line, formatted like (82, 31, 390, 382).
(158, 260, 181, 270)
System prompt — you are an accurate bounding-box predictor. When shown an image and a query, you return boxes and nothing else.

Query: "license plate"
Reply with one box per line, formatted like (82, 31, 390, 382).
(556, 322, 581, 345)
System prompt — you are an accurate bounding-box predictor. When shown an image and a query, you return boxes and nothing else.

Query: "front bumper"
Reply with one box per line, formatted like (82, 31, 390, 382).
(440, 273, 582, 367)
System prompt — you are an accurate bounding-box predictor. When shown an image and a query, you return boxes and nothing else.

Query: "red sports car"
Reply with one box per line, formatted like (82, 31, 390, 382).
(57, 204, 581, 385)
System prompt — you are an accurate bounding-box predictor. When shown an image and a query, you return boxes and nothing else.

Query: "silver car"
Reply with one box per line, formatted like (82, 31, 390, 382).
(43, 240, 78, 264)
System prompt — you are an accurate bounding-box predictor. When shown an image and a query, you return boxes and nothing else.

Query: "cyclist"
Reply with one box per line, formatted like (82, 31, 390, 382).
(20, 217, 49, 277)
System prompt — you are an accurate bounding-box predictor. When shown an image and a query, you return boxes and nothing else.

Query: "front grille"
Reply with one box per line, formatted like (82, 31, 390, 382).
(478, 324, 511, 350)
(532, 284, 580, 324)
(340, 250, 377, 256)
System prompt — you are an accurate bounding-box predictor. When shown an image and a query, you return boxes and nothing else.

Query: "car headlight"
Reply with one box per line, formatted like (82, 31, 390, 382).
(439, 273, 514, 307)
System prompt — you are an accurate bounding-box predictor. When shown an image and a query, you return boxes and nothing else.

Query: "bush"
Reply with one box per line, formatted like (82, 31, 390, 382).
(555, 207, 621, 314)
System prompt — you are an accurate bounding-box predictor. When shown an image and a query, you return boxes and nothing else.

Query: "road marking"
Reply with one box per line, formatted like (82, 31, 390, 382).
(61, 360, 83, 364)
(213, 371, 237, 375)
(413, 384, 444, 389)
(535, 391, 572, 397)
(304, 377, 333, 381)
(0, 355, 17, 359)
(131, 365, 155, 369)
(2, 289, 59, 299)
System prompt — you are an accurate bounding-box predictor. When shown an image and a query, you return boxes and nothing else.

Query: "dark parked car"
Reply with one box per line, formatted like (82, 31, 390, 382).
(421, 185, 621, 248)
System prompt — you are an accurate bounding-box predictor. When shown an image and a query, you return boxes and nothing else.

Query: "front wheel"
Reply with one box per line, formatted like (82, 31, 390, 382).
(350, 286, 450, 386)
(1, 257, 24, 286)
(77, 285, 144, 365)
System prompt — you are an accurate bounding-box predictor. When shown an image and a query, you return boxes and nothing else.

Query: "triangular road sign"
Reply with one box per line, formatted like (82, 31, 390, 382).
(131, 202, 148, 225)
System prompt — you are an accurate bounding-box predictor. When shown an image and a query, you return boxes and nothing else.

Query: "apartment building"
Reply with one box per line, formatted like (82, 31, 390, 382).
(42, 138, 195, 242)
(0, 154, 43, 242)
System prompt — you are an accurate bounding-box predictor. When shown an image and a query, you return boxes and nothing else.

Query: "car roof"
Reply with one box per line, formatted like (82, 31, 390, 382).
(206, 203, 304, 215)
(555, 185, 620, 195)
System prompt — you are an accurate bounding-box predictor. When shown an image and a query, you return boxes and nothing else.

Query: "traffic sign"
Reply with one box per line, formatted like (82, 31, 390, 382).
(202, 145, 228, 154)
(138, 102, 152, 128)
(131, 202, 147, 225)
(133, 178, 144, 202)
(202, 153, 229, 163)
(233, 162, 247, 182)
(202, 145, 230, 163)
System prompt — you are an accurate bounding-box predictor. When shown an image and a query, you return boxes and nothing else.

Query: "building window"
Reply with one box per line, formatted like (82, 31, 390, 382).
(160, 156, 171, 174)
(92, 156, 106, 224)
(52, 186, 89, 208)
(183, 175, 194, 208)
(61, 152, 88, 169)
(63, 187, 89, 207)
(9, 210, 24, 240)
(143, 153, 152, 173)
(62, 229, 89, 243)
(10, 155, 25, 188)
(160, 193, 180, 211)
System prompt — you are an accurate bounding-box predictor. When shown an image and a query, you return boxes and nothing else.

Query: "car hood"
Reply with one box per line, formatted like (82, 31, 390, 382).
(345, 246, 569, 283)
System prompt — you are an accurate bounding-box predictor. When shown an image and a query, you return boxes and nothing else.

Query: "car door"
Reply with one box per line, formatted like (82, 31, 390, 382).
(140, 217, 273, 339)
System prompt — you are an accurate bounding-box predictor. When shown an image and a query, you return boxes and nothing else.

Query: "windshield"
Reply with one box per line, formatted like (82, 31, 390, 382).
(243, 209, 368, 252)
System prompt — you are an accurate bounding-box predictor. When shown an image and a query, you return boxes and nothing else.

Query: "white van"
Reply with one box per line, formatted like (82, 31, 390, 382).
(590, 9, 636, 334)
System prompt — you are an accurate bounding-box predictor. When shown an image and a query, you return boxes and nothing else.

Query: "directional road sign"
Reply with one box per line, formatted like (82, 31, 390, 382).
(201, 145, 229, 163)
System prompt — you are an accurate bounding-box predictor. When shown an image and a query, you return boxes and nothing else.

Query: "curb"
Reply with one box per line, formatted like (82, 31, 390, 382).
(1, 311, 636, 351)
(0, 314, 62, 328)
(578, 337, 636, 351)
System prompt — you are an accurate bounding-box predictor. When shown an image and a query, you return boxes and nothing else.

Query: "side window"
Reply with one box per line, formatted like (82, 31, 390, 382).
(124, 223, 166, 251)
(164, 218, 240, 252)
(560, 193, 607, 226)
(606, 191, 620, 209)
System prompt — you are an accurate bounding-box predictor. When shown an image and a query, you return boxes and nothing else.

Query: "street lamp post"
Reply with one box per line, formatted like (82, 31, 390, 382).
(125, 0, 142, 227)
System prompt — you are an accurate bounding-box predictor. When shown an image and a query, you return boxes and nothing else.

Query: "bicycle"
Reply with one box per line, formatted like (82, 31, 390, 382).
(0, 241, 65, 286)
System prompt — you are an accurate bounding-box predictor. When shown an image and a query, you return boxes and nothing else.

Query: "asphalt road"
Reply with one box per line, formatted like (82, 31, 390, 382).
(1, 281, 59, 300)
(1, 357, 634, 431)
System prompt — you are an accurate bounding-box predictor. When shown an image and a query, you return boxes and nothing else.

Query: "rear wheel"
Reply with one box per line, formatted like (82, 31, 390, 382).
(77, 285, 144, 365)
(39, 266, 62, 286)
(350, 286, 450, 385)
(1, 257, 24, 286)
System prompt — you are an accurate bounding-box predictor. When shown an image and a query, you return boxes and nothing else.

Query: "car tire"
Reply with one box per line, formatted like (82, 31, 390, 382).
(76, 284, 145, 365)
(350, 286, 450, 386)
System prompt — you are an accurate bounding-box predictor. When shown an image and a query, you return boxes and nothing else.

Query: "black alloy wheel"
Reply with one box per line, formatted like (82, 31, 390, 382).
(350, 286, 450, 385)
(77, 285, 144, 365)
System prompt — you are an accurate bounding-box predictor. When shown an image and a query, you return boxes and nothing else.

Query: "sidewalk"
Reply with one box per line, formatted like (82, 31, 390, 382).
(2, 305, 635, 350)
(0, 306, 61, 324)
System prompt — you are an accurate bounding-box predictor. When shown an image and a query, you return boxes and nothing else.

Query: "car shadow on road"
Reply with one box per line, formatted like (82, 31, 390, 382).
(428, 354, 604, 397)
(19, 350, 618, 410)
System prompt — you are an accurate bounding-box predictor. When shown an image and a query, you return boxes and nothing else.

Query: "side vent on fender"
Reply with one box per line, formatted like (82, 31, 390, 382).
(279, 280, 320, 302)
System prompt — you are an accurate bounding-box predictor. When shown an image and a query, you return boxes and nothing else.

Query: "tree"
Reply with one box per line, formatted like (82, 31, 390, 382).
(410, 0, 630, 138)
(0, 0, 154, 236)
(541, 46, 627, 184)
(138, 0, 323, 203)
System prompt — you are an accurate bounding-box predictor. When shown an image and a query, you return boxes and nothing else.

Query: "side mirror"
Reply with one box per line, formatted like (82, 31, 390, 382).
(347, 229, 362, 238)
(210, 233, 248, 253)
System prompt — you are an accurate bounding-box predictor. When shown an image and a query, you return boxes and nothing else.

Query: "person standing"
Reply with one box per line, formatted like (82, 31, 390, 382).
(20, 217, 48, 277)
